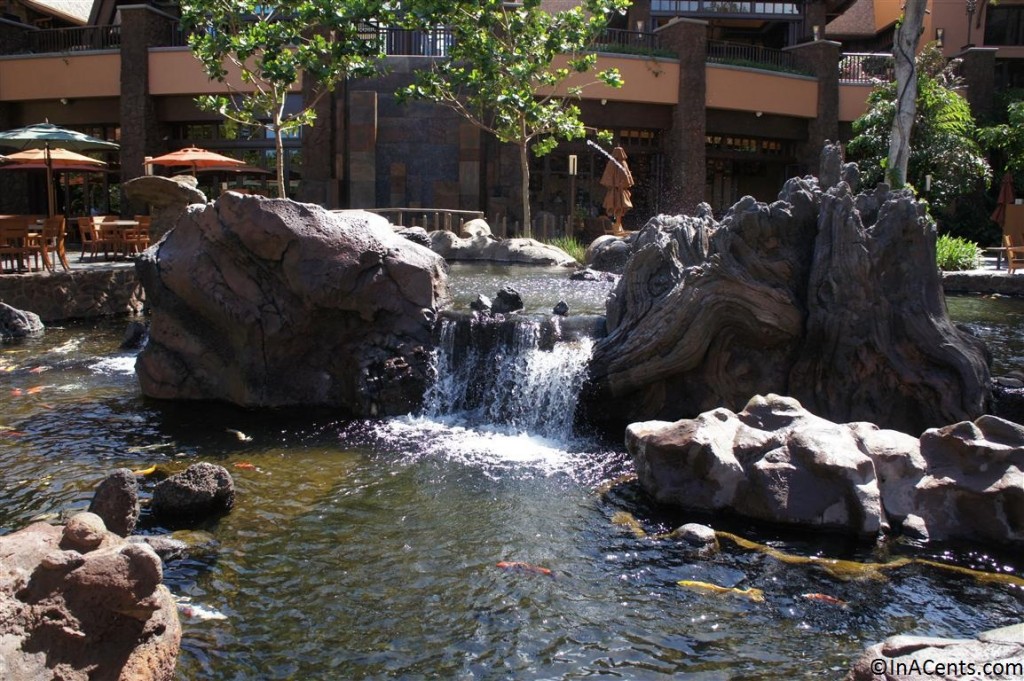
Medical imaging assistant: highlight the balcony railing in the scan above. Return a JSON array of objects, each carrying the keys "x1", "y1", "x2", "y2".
[
  {"x1": 838, "y1": 52, "x2": 894, "y2": 84},
  {"x1": 26, "y1": 25, "x2": 122, "y2": 53},
  {"x1": 652, "y1": 0, "x2": 800, "y2": 19},
  {"x1": 356, "y1": 24, "x2": 455, "y2": 57},
  {"x1": 593, "y1": 28, "x2": 664, "y2": 55},
  {"x1": 706, "y1": 40, "x2": 806, "y2": 75}
]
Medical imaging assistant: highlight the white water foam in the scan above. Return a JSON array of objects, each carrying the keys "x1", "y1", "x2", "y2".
[
  {"x1": 374, "y1": 317, "x2": 597, "y2": 475},
  {"x1": 89, "y1": 355, "x2": 138, "y2": 375}
]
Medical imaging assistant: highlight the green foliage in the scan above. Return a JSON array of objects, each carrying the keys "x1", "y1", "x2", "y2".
[
  {"x1": 546, "y1": 235, "x2": 586, "y2": 263},
  {"x1": 978, "y1": 98, "x2": 1024, "y2": 176},
  {"x1": 846, "y1": 44, "x2": 992, "y2": 211},
  {"x1": 401, "y1": 0, "x2": 629, "y2": 234},
  {"x1": 181, "y1": 0, "x2": 392, "y2": 197},
  {"x1": 935, "y1": 233, "x2": 981, "y2": 271}
]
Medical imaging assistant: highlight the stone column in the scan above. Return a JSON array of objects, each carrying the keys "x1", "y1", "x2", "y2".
[
  {"x1": 119, "y1": 6, "x2": 173, "y2": 214},
  {"x1": 347, "y1": 90, "x2": 377, "y2": 209},
  {"x1": 787, "y1": 39, "x2": 840, "y2": 176},
  {"x1": 956, "y1": 47, "x2": 997, "y2": 122},
  {"x1": 459, "y1": 122, "x2": 481, "y2": 211},
  {"x1": 656, "y1": 18, "x2": 708, "y2": 216},
  {"x1": 298, "y1": 74, "x2": 338, "y2": 207},
  {"x1": 627, "y1": 0, "x2": 651, "y2": 32}
]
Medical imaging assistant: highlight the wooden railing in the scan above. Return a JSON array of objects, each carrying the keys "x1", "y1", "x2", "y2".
[
  {"x1": 706, "y1": 40, "x2": 806, "y2": 74},
  {"x1": 358, "y1": 208, "x2": 485, "y2": 232},
  {"x1": 27, "y1": 25, "x2": 122, "y2": 53}
]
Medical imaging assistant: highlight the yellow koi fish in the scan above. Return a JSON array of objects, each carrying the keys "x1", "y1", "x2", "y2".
[{"x1": 677, "y1": 580, "x2": 765, "y2": 603}]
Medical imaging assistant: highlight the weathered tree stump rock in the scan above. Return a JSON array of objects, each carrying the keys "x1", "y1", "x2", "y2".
[
  {"x1": 0, "y1": 513, "x2": 180, "y2": 680},
  {"x1": 626, "y1": 394, "x2": 1024, "y2": 545},
  {"x1": 586, "y1": 144, "x2": 991, "y2": 435},
  {"x1": 135, "y1": 193, "x2": 448, "y2": 416}
]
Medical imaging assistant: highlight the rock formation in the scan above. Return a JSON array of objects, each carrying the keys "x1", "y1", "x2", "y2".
[
  {"x1": 427, "y1": 219, "x2": 577, "y2": 266},
  {"x1": 135, "y1": 194, "x2": 448, "y2": 416},
  {"x1": 122, "y1": 175, "x2": 206, "y2": 241},
  {"x1": 585, "y1": 144, "x2": 991, "y2": 435},
  {"x1": 0, "y1": 302, "x2": 43, "y2": 341},
  {"x1": 151, "y1": 462, "x2": 235, "y2": 525},
  {"x1": 847, "y1": 622, "x2": 1024, "y2": 681},
  {"x1": 627, "y1": 394, "x2": 1024, "y2": 545},
  {"x1": 0, "y1": 513, "x2": 180, "y2": 680},
  {"x1": 88, "y1": 468, "x2": 140, "y2": 537}
]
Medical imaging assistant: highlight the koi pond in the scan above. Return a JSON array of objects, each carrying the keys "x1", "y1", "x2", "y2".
[{"x1": 0, "y1": 289, "x2": 1021, "y2": 679}]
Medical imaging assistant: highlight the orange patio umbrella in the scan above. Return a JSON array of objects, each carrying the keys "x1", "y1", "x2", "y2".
[
  {"x1": 0, "y1": 148, "x2": 107, "y2": 217},
  {"x1": 146, "y1": 147, "x2": 246, "y2": 174}
]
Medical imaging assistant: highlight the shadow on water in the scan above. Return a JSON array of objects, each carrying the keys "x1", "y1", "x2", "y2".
[{"x1": 0, "y1": 295, "x2": 1022, "y2": 679}]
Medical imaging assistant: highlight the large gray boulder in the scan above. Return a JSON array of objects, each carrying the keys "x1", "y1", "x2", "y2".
[
  {"x1": 0, "y1": 514, "x2": 180, "y2": 680},
  {"x1": 586, "y1": 144, "x2": 991, "y2": 435},
  {"x1": 135, "y1": 193, "x2": 448, "y2": 416},
  {"x1": 626, "y1": 394, "x2": 1024, "y2": 546},
  {"x1": 151, "y1": 462, "x2": 235, "y2": 524}
]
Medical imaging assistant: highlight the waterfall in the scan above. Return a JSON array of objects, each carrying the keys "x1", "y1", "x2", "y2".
[{"x1": 423, "y1": 316, "x2": 594, "y2": 442}]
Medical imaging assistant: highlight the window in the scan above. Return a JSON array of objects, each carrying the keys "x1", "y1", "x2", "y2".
[{"x1": 985, "y1": 6, "x2": 1024, "y2": 46}]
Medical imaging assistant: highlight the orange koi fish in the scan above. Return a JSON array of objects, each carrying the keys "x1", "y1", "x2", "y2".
[
  {"x1": 233, "y1": 462, "x2": 256, "y2": 470},
  {"x1": 496, "y1": 561, "x2": 554, "y2": 577},
  {"x1": 801, "y1": 593, "x2": 848, "y2": 607}
]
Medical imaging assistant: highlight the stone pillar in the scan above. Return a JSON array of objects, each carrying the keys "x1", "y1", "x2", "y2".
[
  {"x1": 956, "y1": 47, "x2": 998, "y2": 122},
  {"x1": 627, "y1": 0, "x2": 651, "y2": 32},
  {"x1": 656, "y1": 18, "x2": 707, "y2": 216},
  {"x1": 347, "y1": 90, "x2": 377, "y2": 209},
  {"x1": 787, "y1": 39, "x2": 841, "y2": 176},
  {"x1": 459, "y1": 122, "x2": 481, "y2": 211},
  {"x1": 298, "y1": 74, "x2": 337, "y2": 207},
  {"x1": 119, "y1": 6, "x2": 173, "y2": 214}
]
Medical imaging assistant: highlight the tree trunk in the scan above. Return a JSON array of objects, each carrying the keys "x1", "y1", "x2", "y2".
[
  {"x1": 519, "y1": 140, "x2": 532, "y2": 238},
  {"x1": 274, "y1": 117, "x2": 287, "y2": 199},
  {"x1": 885, "y1": 0, "x2": 927, "y2": 189}
]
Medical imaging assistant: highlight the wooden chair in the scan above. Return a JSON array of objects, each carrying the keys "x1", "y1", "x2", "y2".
[
  {"x1": 0, "y1": 218, "x2": 42, "y2": 272},
  {"x1": 1003, "y1": 231, "x2": 1024, "y2": 274},
  {"x1": 78, "y1": 217, "x2": 101, "y2": 261},
  {"x1": 121, "y1": 226, "x2": 150, "y2": 256},
  {"x1": 38, "y1": 216, "x2": 69, "y2": 271},
  {"x1": 98, "y1": 219, "x2": 123, "y2": 260}
]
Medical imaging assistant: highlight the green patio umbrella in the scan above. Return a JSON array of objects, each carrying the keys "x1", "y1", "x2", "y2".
[{"x1": 0, "y1": 122, "x2": 119, "y2": 216}]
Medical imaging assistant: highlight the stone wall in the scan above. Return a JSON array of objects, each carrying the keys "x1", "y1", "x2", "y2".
[{"x1": 0, "y1": 266, "x2": 144, "y2": 322}]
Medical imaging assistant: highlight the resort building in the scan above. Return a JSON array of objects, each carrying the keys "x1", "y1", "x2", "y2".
[{"x1": 0, "y1": 0, "x2": 1016, "y2": 230}]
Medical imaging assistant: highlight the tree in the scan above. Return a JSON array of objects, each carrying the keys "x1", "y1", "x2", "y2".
[
  {"x1": 847, "y1": 44, "x2": 991, "y2": 211},
  {"x1": 886, "y1": 0, "x2": 928, "y2": 188},
  {"x1": 401, "y1": 0, "x2": 628, "y2": 237},
  {"x1": 181, "y1": 0, "x2": 393, "y2": 198},
  {"x1": 978, "y1": 98, "x2": 1024, "y2": 176}
]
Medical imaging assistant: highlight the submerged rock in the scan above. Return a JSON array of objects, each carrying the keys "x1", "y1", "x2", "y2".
[
  {"x1": 0, "y1": 514, "x2": 180, "y2": 680},
  {"x1": 135, "y1": 194, "x2": 448, "y2": 416},
  {"x1": 491, "y1": 286, "x2": 524, "y2": 315}
]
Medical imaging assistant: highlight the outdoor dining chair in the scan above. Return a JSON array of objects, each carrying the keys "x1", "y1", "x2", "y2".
[
  {"x1": 1003, "y1": 231, "x2": 1024, "y2": 274},
  {"x1": 0, "y1": 218, "x2": 43, "y2": 273},
  {"x1": 38, "y1": 215, "x2": 69, "y2": 271}
]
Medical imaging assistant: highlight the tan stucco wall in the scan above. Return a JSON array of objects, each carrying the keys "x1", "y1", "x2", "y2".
[
  {"x1": 148, "y1": 47, "x2": 298, "y2": 96},
  {"x1": 546, "y1": 54, "x2": 679, "y2": 104},
  {"x1": 839, "y1": 83, "x2": 873, "y2": 122},
  {"x1": 706, "y1": 64, "x2": 818, "y2": 118},
  {"x1": 0, "y1": 53, "x2": 120, "y2": 101}
]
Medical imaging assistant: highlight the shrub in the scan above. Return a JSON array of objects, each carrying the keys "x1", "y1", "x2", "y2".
[
  {"x1": 546, "y1": 235, "x2": 586, "y2": 263},
  {"x1": 935, "y1": 233, "x2": 981, "y2": 271}
]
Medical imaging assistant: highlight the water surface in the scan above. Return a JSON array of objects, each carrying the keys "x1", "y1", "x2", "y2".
[{"x1": 0, "y1": 297, "x2": 1021, "y2": 679}]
